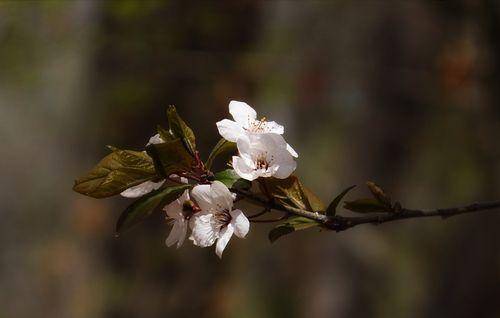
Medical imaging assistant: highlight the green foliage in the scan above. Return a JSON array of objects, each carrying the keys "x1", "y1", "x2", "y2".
[
  {"x1": 343, "y1": 182, "x2": 393, "y2": 213},
  {"x1": 269, "y1": 216, "x2": 319, "y2": 243},
  {"x1": 261, "y1": 176, "x2": 325, "y2": 211},
  {"x1": 146, "y1": 138, "x2": 195, "y2": 178},
  {"x1": 326, "y1": 185, "x2": 356, "y2": 216},
  {"x1": 206, "y1": 138, "x2": 237, "y2": 169},
  {"x1": 214, "y1": 169, "x2": 251, "y2": 190},
  {"x1": 265, "y1": 176, "x2": 324, "y2": 242},
  {"x1": 166, "y1": 105, "x2": 196, "y2": 155},
  {"x1": 157, "y1": 125, "x2": 175, "y2": 142},
  {"x1": 116, "y1": 184, "x2": 191, "y2": 233},
  {"x1": 73, "y1": 147, "x2": 157, "y2": 198}
]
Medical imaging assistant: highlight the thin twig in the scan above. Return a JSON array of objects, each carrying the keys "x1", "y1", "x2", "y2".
[
  {"x1": 247, "y1": 207, "x2": 271, "y2": 219},
  {"x1": 331, "y1": 202, "x2": 500, "y2": 231},
  {"x1": 250, "y1": 215, "x2": 288, "y2": 223},
  {"x1": 234, "y1": 189, "x2": 500, "y2": 232}
]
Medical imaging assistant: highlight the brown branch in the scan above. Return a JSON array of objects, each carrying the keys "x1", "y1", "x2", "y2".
[
  {"x1": 234, "y1": 190, "x2": 330, "y2": 223},
  {"x1": 235, "y1": 189, "x2": 500, "y2": 231},
  {"x1": 328, "y1": 201, "x2": 500, "y2": 232}
]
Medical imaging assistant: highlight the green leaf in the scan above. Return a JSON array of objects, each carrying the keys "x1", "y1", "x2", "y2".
[
  {"x1": 73, "y1": 147, "x2": 157, "y2": 198},
  {"x1": 302, "y1": 186, "x2": 325, "y2": 211},
  {"x1": 167, "y1": 105, "x2": 196, "y2": 155},
  {"x1": 206, "y1": 138, "x2": 237, "y2": 169},
  {"x1": 157, "y1": 125, "x2": 175, "y2": 142},
  {"x1": 145, "y1": 138, "x2": 195, "y2": 178},
  {"x1": 343, "y1": 198, "x2": 389, "y2": 213},
  {"x1": 116, "y1": 184, "x2": 190, "y2": 233},
  {"x1": 214, "y1": 169, "x2": 251, "y2": 190},
  {"x1": 269, "y1": 216, "x2": 319, "y2": 243},
  {"x1": 326, "y1": 185, "x2": 356, "y2": 216},
  {"x1": 262, "y1": 176, "x2": 325, "y2": 211}
]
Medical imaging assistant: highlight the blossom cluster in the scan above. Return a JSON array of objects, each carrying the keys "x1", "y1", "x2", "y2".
[
  {"x1": 74, "y1": 97, "x2": 491, "y2": 262},
  {"x1": 120, "y1": 101, "x2": 297, "y2": 257}
]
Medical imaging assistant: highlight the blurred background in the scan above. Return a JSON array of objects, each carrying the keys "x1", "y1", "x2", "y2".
[{"x1": 1, "y1": 1, "x2": 500, "y2": 317}]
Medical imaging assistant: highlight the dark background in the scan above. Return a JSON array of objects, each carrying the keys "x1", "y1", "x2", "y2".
[{"x1": 1, "y1": 1, "x2": 499, "y2": 317}]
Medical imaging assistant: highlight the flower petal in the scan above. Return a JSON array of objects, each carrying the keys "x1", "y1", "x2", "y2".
[
  {"x1": 163, "y1": 189, "x2": 189, "y2": 219},
  {"x1": 273, "y1": 153, "x2": 297, "y2": 179},
  {"x1": 263, "y1": 121, "x2": 284, "y2": 134},
  {"x1": 236, "y1": 134, "x2": 254, "y2": 159},
  {"x1": 286, "y1": 143, "x2": 299, "y2": 158},
  {"x1": 229, "y1": 100, "x2": 256, "y2": 126},
  {"x1": 165, "y1": 221, "x2": 180, "y2": 247},
  {"x1": 216, "y1": 119, "x2": 245, "y2": 142},
  {"x1": 165, "y1": 219, "x2": 187, "y2": 248},
  {"x1": 120, "y1": 180, "x2": 165, "y2": 198},
  {"x1": 189, "y1": 213, "x2": 218, "y2": 247},
  {"x1": 233, "y1": 156, "x2": 258, "y2": 181},
  {"x1": 264, "y1": 164, "x2": 280, "y2": 178},
  {"x1": 215, "y1": 224, "x2": 234, "y2": 258},
  {"x1": 236, "y1": 134, "x2": 250, "y2": 155},
  {"x1": 191, "y1": 184, "x2": 215, "y2": 212},
  {"x1": 230, "y1": 209, "x2": 249, "y2": 238},
  {"x1": 250, "y1": 133, "x2": 287, "y2": 152},
  {"x1": 210, "y1": 181, "x2": 234, "y2": 211},
  {"x1": 175, "y1": 221, "x2": 188, "y2": 248}
]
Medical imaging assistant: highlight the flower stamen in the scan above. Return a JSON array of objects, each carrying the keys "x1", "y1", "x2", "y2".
[
  {"x1": 215, "y1": 209, "x2": 232, "y2": 227},
  {"x1": 248, "y1": 117, "x2": 268, "y2": 133},
  {"x1": 256, "y1": 153, "x2": 270, "y2": 170}
]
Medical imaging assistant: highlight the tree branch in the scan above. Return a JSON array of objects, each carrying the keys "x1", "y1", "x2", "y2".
[
  {"x1": 235, "y1": 189, "x2": 328, "y2": 221},
  {"x1": 235, "y1": 190, "x2": 500, "y2": 231}
]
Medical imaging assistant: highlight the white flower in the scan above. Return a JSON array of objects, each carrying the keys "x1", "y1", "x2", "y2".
[
  {"x1": 189, "y1": 181, "x2": 249, "y2": 258},
  {"x1": 164, "y1": 189, "x2": 191, "y2": 248},
  {"x1": 120, "y1": 134, "x2": 187, "y2": 198},
  {"x1": 232, "y1": 133, "x2": 296, "y2": 181},
  {"x1": 216, "y1": 100, "x2": 298, "y2": 157}
]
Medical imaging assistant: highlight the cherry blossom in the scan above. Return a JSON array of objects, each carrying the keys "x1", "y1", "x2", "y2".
[
  {"x1": 216, "y1": 100, "x2": 298, "y2": 157},
  {"x1": 232, "y1": 133, "x2": 296, "y2": 181},
  {"x1": 164, "y1": 189, "x2": 192, "y2": 248},
  {"x1": 189, "y1": 181, "x2": 249, "y2": 258}
]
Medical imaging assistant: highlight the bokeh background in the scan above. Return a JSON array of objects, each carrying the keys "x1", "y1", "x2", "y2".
[{"x1": 1, "y1": 1, "x2": 500, "y2": 317}]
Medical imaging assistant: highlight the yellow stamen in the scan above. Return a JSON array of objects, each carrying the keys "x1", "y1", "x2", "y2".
[{"x1": 256, "y1": 117, "x2": 266, "y2": 130}]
